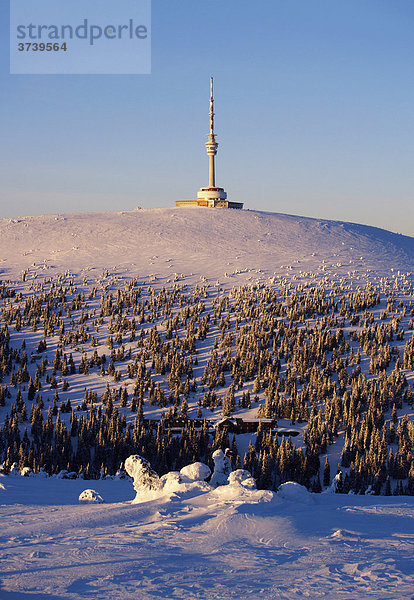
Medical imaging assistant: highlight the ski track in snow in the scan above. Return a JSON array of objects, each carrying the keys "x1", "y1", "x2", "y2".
[{"x1": 1, "y1": 208, "x2": 414, "y2": 599}]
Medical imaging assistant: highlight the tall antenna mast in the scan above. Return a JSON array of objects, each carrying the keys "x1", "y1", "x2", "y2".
[
  {"x1": 210, "y1": 76, "x2": 214, "y2": 135},
  {"x1": 206, "y1": 76, "x2": 218, "y2": 188}
]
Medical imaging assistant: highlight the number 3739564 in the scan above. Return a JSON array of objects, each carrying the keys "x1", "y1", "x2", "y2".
[{"x1": 17, "y1": 42, "x2": 67, "y2": 51}]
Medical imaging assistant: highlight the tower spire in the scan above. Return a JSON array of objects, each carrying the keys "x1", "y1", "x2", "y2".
[
  {"x1": 206, "y1": 76, "x2": 218, "y2": 188},
  {"x1": 210, "y1": 76, "x2": 214, "y2": 135}
]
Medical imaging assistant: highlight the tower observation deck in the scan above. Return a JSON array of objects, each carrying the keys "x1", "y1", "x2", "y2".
[{"x1": 176, "y1": 77, "x2": 243, "y2": 209}]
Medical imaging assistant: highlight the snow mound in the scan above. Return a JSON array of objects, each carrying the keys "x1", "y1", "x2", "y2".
[
  {"x1": 211, "y1": 482, "x2": 274, "y2": 504},
  {"x1": 329, "y1": 529, "x2": 361, "y2": 540},
  {"x1": 180, "y1": 462, "x2": 211, "y2": 481},
  {"x1": 277, "y1": 481, "x2": 313, "y2": 503},
  {"x1": 78, "y1": 489, "x2": 104, "y2": 504}
]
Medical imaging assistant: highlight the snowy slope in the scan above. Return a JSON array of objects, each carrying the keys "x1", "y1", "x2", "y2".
[
  {"x1": 1, "y1": 207, "x2": 414, "y2": 600},
  {"x1": 1, "y1": 207, "x2": 413, "y2": 283}
]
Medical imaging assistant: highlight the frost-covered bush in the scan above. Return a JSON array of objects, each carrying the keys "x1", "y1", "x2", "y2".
[
  {"x1": 78, "y1": 489, "x2": 104, "y2": 504},
  {"x1": 323, "y1": 472, "x2": 342, "y2": 494},
  {"x1": 160, "y1": 471, "x2": 183, "y2": 489},
  {"x1": 9, "y1": 463, "x2": 20, "y2": 477},
  {"x1": 115, "y1": 469, "x2": 128, "y2": 480},
  {"x1": 56, "y1": 470, "x2": 77, "y2": 480},
  {"x1": 162, "y1": 471, "x2": 211, "y2": 498},
  {"x1": 20, "y1": 466, "x2": 32, "y2": 477},
  {"x1": 212, "y1": 466, "x2": 273, "y2": 504},
  {"x1": 228, "y1": 469, "x2": 256, "y2": 489},
  {"x1": 180, "y1": 462, "x2": 211, "y2": 482},
  {"x1": 210, "y1": 450, "x2": 232, "y2": 487},
  {"x1": 124, "y1": 455, "x2": 162, "y2": 496}
]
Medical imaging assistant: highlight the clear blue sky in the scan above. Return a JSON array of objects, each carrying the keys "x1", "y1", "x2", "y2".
[{"x1": 1, "y1": 0, "x2": 414, "y2": 235}]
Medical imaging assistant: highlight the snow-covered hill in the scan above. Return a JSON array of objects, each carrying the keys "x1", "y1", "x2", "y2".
[
  {"x1": 1, "y1": 207, "x2": 414, "y2": 600},
  {"x1": 1, "y1": 207, "x2": 413, "y2": 283}
]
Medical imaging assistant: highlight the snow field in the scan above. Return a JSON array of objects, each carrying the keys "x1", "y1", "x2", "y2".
[{"x1": 0, "y1": 473, "x2": 413, "y2": 599}]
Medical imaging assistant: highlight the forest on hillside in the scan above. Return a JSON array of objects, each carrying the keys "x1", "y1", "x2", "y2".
[{"x1": 0, "y1": 269, "x2": 413, "y2": 495}]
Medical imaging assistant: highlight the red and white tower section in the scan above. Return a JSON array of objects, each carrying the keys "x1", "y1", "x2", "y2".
[{"x1": 197, "y1": 77, "x2": 228, "y2": 206}]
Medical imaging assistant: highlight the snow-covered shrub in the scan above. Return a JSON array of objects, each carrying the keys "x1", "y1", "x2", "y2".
[
  {"x1": 56, "y1": 470, "x2": 77, "y2": 480},
  {"x1": 78, "y1": 489, "x2": 104, "y2": 504},
  {"x1": 124, "y1": 455, "x2": 162, "y2": 496},
  {"x1": 161, "y1": 468, "x2": 212, "y2": 497},
  {"x1": 212, "y1": 466, "x2": 273, "y2": 504},
  {"x1": 20, "y1": 466, "x2": 32, "y2": 477},
  {"x1": 114, "y1": 468, "x2": 127, "y2": 480},
  {"x1": 210, "y1": 450, "x2": 232, "y2": 487},
  {"x1": 323, "y1": 472, "x2": 342, "y2": 494},
  {"x1": 180, "y1": 462, "x2": 211, "y2": 482},
  {"x1": 9, "y1": 463, "x2": 20, "y2": 477},
  {"x1": 161, "y1": 471, "x2": 182, "y2": 487},
  {"x1": 277, "y1": 482, "x2": 311, "y2": 502},
  {"x1": 228, "y1": 469, "x2": 256, "y2": 489}
]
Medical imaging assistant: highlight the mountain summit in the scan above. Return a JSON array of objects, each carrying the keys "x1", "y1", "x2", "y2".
[{"x1": 1, "y1": 208, "x2": 413, "y2": 281}]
